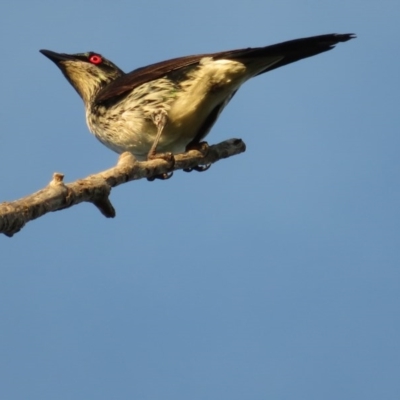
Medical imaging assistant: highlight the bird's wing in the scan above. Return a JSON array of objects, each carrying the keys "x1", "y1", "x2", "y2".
[
  {"x1": 95, "y1": 53, "x2": 215, "y2": 103},
  {"x1": 95, "y1": 33, "x2": 355, "y2": 103}
]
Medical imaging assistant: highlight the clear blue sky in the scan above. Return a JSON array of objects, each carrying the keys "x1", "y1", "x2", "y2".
[{"x1": 1, "y1": 1, "x2": 399, "y2": 399}]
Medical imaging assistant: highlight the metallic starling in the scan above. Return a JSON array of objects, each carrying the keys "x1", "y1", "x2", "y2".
[{"x1": 40, "y1": 33, "x2": 355, "y2": 175}]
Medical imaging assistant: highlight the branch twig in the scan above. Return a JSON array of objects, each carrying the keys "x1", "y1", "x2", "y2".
[{"x1": 0, "y1": 138, "x2": 246, "y2": 237}]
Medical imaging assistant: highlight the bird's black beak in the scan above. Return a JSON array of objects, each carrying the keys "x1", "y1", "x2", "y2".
[{"x1": 40, "y1": 49, "x2": 75, "y2": 64}]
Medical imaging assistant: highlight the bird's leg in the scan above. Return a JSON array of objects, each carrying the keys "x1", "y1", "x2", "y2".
[
  {"x1": 183, "y1": 141, "x2": 212, "y2": 173},
  {"x1": 148, "y1": 109, "x2": 171, "y2": 159},
  {"x1": 147, "y1": 109, "x2": 174, "y2": 181}
]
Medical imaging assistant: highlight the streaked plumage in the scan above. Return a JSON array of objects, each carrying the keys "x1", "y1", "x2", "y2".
[{"x1": 40, "y1": 34, "x2": 355, "y2": 161}]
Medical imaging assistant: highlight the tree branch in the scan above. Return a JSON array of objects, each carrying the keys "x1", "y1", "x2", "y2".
[{"x1": 0, "y1": 138, "x2": 246, "y2": 237}]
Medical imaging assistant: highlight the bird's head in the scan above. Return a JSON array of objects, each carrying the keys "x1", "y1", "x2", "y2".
[{"x1": 40, "y1": 50, "x2": 124, "y2": 105}]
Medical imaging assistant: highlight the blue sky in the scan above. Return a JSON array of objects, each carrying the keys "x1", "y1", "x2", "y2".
[{"x1": 1, "y1": 1, "x2": 399, "y2": 399}]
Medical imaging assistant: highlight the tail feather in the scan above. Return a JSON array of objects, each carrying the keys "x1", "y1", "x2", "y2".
[{"x1": 218, "y1": 33, "x2": 356, "y2": 75}]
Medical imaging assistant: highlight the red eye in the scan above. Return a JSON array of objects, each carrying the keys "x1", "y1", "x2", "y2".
[{"x1": 89, "y1": 54, "x2": 102, "y2": 64}]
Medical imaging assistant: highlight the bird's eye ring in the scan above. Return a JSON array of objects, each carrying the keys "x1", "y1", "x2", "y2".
[{"x1": 89, "y1": 54, "x2": 102, "y2": 65}]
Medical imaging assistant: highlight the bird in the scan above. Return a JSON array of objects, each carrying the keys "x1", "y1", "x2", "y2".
[{"x1": 40, "y1": 33, "x2": 355, "y2": 178}]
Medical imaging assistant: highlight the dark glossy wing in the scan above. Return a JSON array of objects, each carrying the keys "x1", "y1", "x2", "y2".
[
  {"x1": 95, "y1": 33, "x2": 355, "y2": 103},
  {"x1": 95, "y1": 53, "x2": 214, "y2": 103}
]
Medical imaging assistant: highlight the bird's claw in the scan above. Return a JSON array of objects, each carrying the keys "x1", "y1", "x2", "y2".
[
  {"x1": 147, "y1": 171, "x2": 174, "y2": 181},
  {"x1": 183, "y1": 141, "x2": 211, "y2": 173},
  {"x1": 146, "y1": 152, "x2": 175, "y2": 181},
  {"x1": 183, "y1": 164, "x2": 212, "y2": 173},
  {"x1": 185, "y1": 141, "x2": 210, "y2": 155}
]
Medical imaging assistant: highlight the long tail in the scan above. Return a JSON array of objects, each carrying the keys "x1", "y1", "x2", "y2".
[{"x1": 216, "y1": 33, "x2": 356, "y2": 75}]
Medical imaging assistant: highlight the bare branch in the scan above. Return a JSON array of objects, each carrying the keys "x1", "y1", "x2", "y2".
[{"x1": 0, "y1": 138, "x2": 246, "y2": 237}]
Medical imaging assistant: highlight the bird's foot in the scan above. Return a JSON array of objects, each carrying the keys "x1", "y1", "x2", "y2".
[
  {"x1": 186, "y1": 141, "x2": 210, "y2": 154},
  {"x1": 183, "y1": 164, "x2": 211, "y2": 173},
  {"x1": 184, "y1": 141, "x2": 211, "y2": 173},
  {"x1": 147, "y1": 151, "x2": 175, "y2": 181},
  {"x1": 147, "y1": 172, "x2": 173, "y2": 181}
]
